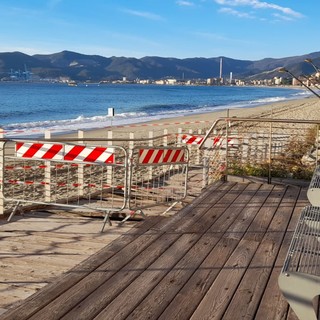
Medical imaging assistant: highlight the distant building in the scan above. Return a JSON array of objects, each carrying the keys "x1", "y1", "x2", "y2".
[{"x1": 166, "y1": 79, "x2": 177, "y2": 85}]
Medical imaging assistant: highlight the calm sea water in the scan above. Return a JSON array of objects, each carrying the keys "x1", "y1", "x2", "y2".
[{"x1": 0, "y1": 82, "x2": 309, "y2": 136}]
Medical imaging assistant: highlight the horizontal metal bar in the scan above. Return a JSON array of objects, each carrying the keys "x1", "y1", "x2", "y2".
[{"x1": 199, "y1": 117, "x2": 320, "y2": 149}]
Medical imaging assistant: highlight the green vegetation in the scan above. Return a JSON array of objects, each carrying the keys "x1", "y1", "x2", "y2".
[{"x1": 228, "y1": 126, "x2": 317, "y2": 181}]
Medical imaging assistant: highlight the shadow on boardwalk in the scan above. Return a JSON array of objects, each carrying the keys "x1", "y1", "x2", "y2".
[{"x1": 0, "y1": 181, "x2": 311, "y2": 320}]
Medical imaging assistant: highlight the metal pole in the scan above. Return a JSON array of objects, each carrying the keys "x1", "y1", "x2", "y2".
[
  {"x1": 278, "y1": 67, "x2": 320, "y2": 99},
  {"x1": 0, "y1": 128, "x2": 4, "y2": 215},
  {"x1": 268, "y1": 110, "x2": 273, "y2": 184}
]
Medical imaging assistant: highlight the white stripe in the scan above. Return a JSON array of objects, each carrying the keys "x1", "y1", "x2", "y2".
[
  {"x1": 16, "y1": 143, "x2": 63, "y2": 160},
  {"x1": 96, "y1": 148, "x2": 114, "y2": 163}
]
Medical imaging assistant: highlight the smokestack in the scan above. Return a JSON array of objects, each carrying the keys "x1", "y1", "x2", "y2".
[{"x1": 219, "y1": 58, "x2": 223, "y2": 79}]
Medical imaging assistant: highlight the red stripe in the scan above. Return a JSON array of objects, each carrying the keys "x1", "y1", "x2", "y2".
[
  {"x1": 153, "y1": 149, "x2": 164, "y2": 163},
  {"x1": 64, "y1": 145, "x2": 86, "y2": 161},
  {"x1": 187, "y1": 137, "x2": 197, "y2": 144},
  {"x1": 42, "y1": 144, "x2": 63, "y2": 159},
  {"x1": 213, "y1": 137, "x2": 221, "y2": 145},
  {"x1": 163, "y1": 149, "x2": 172, "y2": 162},
  {"x1": 106, "y1": 154, "x2": 115, "y2": 163},
  {"x1": 16, "y1": 142, "x2": 23, "y2": 151},
  {"x1": 83, "y1": 147, "x2": 105, "y2": 162},
  {"x1": 171, "y1": 150, "x2": 180, "y2": 163},
  {"x1": 23, "y1": 143, "x2": 43, "y2": 158},
  {"x1": 142, "y1": 149, "x2": 154, "y2": 164}
]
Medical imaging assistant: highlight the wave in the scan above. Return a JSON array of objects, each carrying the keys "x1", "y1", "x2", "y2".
[{"x1": 2, "y1": 85, "x2": 311, "y2": 137}]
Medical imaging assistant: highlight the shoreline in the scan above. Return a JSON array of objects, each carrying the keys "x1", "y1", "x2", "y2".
[
  {"x1": 3, "y1": 94, "x2": 319, "y2": 140},
  {"x1": 63, "y1": 95, "x2": 320, "y2": 140}
]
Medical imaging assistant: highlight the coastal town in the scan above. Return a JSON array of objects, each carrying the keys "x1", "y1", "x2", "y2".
[{"x1": 1, "y1": 52, "x2": 320, "y2": 89}]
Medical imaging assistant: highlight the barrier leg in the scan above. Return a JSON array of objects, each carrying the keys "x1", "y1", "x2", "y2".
[
  {"x1": 162, "y1": 201, "x2": 181, "y2": 216},
  {"x1": 7, "y1": 201, "x2": 22, "y2": 222},
  {"x1": 101, "y1": 210, "x2": 112, "y2": 233},
  {"x1": 118, "y1": 209, "x2": 145, "y2": 225}
]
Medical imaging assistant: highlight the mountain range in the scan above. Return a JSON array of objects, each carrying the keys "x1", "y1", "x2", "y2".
[{"x1": 0, "y1": 50, "x2": 320, "y2": 82}]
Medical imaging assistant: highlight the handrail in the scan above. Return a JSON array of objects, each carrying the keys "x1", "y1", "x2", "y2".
[
  {"x1": 0, "y1": 133, "x2": 171, "y2": 143},
  {"x1": 199, "y1": 117, "x2": 320, "y2": 149}
]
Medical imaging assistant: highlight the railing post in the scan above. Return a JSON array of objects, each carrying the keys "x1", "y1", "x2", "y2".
[
  {"x1": 44, "y1": 130, "x2": 51, "y2": 202},
  {"x1": 148, "y1": 131, "x2": 153, "y2": 180},
  {"x1": 127, "y1": 132, "x2": 135, "y2": 207},
  {"x1": 78, "y1": 130, "x2": 84, "y2": 196},
  {"x1": 163, "y1": 129, "x2": 168, "y2": 147},
  {"x1": 225, "y1": 119, "x2": 229, "y2": 182},
  {"x1": 197, "y1": 129, "x2": 202, "y2": 165},
  {"x1": 268, "y1": 112, "x2": 273, "y2": 184},
  {"x1": 202, "y1": 156, "x2": 208, "y2": 189},
  {"x1": 107, "y1": 130, "x2": 113, "y2": 186},
  {"x1": 177, "y1": 128, "x2": 182, "y2": 147},
  {"x1": 0, "y1": 128, "x2": 4, "y2": 215}
]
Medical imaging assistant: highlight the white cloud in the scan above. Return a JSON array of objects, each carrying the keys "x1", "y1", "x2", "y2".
[
  {"x1": 176, "y1": 1, "x2": 195, "y2": 6},
  {"x1": 272, "y1": 13, "x2": 294, "y2": 22},
  {"x1": 219, "y1": 7, "x2": 254, "y2": 18},
  {"x1": 122, "y1": 9, "x2": 164, "y2": 21},
  {"x1": 214, "y1": 0, "x2": 303, "y2": 19}
]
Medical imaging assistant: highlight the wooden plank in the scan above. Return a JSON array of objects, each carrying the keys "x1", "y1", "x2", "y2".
[
  {"x1": 26, "y1": 228, "x2": 166, "y2": 320},
  {"x1": 1, "y1": 183, "x2": 307, "y2": 320},
  {"x1": 189, "y1": 238, "x2": 260, "y2": 320},
  {"x1": 126, "y1": 233, "x2": 222, "y2": 319},
  {"x1": 30, "y1": 233, "x2": 180, "y2": 320},
  {"x1": 222, "y1": 186, "x2": 302, "y2": 319},
  {"x1": 1, "y1": 216, "x2": 164, "y2": 320},
  {"x1": 157, "y1": 237, "x2": 239, "y2": 320},
  {"x1": 93, "y1": 233, "x2": 202, "y2": 320},
  {"x1": 255, "y1": 188, "x2": 306, "y2": 320},
  {"x1": 161, "y1": 181, "x2": 236, "y2": 233},
  {"x1": 180, "y1": 188, "x2": 292, "y2": 319},
  {"x1": 157, "y1": 184, "x2": 278, "y2": 320},
  {"x1": 62, "y1": 233, "x2": 207, "y2": 320},
  {"x1": 180, "y1": 182, "x2": 257, "y2": 234},
  {"x1": 223, "y1": 183, "x2": 274, "y2": 240}
]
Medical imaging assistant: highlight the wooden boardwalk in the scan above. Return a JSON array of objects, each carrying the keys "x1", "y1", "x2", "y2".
[{"x1": 0, "y1": 181, "x2": 312, "y2": 320}]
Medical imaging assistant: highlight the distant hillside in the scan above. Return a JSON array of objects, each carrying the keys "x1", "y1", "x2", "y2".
[{"x1": 0, "y1": 50, "x2": 320, "y2": 82}]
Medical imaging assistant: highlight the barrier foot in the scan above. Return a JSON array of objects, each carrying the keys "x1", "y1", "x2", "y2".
[
  {"x1": 7, "y1": 201, "x2": 22, "y2": 222},
  {"x1": 162, "y1": 201, "x2": 181, "y2": 216},
  {"x1": 118, "y1": 209, "x2": 145, "y2": 226},
  {"x1": 101, "y1": 211, "x2": 112, "y2": 233}
]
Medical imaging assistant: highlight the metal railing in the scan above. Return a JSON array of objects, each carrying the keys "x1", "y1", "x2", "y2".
[
  {"x1": 1, "y1": 117, "x2": 319, "y2": 231},
  {"x1": 199, "y1": 117, "x2": 320, "y2": 185},
  {"x1": 0, "y1": 131, "x2": 191, "y2": 231}
]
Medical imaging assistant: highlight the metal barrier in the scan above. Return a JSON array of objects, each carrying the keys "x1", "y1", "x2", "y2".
[
  {"x1": 1, "y1": 140, "x2": 128, "y2": 231},
  {"x1": 127, "y1": 146, "x2": 188, "y2": 219},
  {"x1": 0, "y1": 134, "x2": 192, "y2": 231},
  {"x1": 199, "y1": 117, "x2": 320, "y2": 185}
]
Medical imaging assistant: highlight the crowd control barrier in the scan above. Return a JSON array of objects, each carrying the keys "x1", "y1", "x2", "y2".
[
  {"x1": 1, "y1": 140, "x2": 128, "y2": 230},
  {"x1": 127, "y1": 146, "x2": 189, "y2": 218},
  {"x1": 0, "y1": 137, "x2": 193, "y2": 231}
]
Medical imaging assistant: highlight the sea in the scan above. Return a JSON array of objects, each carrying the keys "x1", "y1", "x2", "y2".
[{"x1": 0, "y1": 82, "x2": 311, "y2": 137}]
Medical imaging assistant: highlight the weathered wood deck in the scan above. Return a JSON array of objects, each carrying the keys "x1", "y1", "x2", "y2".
[{"x1": 0, "y1": 181, "x2": 314, "y2": 320}]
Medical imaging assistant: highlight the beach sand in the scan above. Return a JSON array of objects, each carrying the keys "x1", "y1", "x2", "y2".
[{"x1": 58, "y1": 95, "x2": 320, "y2": 141}]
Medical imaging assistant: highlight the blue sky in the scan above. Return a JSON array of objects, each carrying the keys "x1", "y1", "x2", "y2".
[{"x1": 0, "y1": 0, "x2": 318, "y2": 60}]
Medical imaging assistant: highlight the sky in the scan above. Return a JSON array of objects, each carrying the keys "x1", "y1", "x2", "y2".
[{"x1": 0, "y1": 0, "x2": 318, "y2": 61}]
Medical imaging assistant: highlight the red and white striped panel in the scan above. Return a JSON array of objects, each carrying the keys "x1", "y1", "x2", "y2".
[
  {"x1": 16, "y1": 143, "x2": 63, "y2": 160},
  {"x1": 139, "y1": 148, "x2": 185, "y2": 164},
  {"x1": 64, "y1": 145, "x2": 115, "y2": 163},
  {"x1": 212, "y1": 137, "x2": 236, "y2": 146},
  {"x1": 181, "y1": 134, "x2": 204, "y2": 145}
]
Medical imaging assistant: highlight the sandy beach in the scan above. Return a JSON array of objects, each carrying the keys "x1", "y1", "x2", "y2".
[{"x1": 59, "y1": 95, "x2": 320, "y2": 141}]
